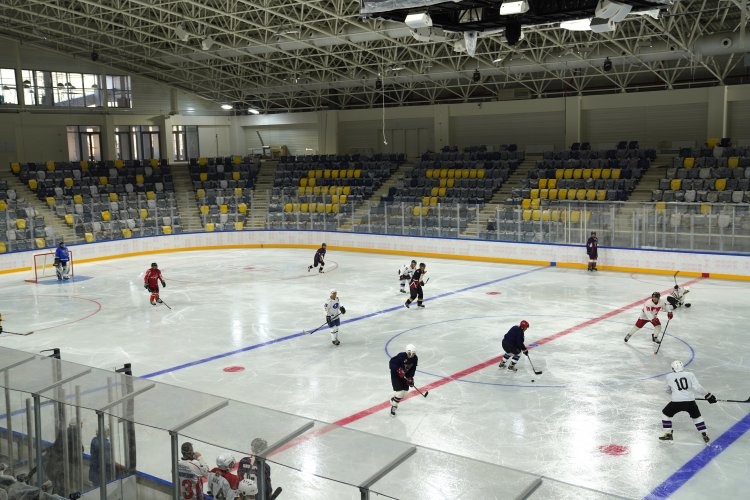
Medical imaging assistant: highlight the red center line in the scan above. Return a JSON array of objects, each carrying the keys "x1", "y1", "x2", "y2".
[{"x1": 271, "y1": 279, "x2": 703, "y2": 457}]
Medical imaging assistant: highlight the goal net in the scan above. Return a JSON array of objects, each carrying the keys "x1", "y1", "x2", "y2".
[{"x1": 25, "y1": 250, "x2": 74, "y2": 283}]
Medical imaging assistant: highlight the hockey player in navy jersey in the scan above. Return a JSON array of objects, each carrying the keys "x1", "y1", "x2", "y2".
[
  {"x1": 498, "y1": 320, "x2": 529, "y2": 372},
  {"x1": 308, "y1": 243, "x2": 327, "y2": 273},
  {"x1": 389, "y1": 344, "x2": 418, "y2": 416},
  {"x1": 404, "y1": 263, "x2": 427, "y2": 308}
]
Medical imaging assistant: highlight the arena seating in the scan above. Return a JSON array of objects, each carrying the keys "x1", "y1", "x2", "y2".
[
  {"x1": 11, "y1": 159, "x2": 177, "y2": 241},
  {"x1": 267, "y1": 153, "x2": 403, "y2": 229},
  {"x1": 0, "y1": 180, "x2": 47, "y2": 252},
  {"x1": 190, "y1": 156, "x2": 260, "y2": 231}
]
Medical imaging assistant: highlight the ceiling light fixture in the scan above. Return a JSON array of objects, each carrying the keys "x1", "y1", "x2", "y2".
[
  {"x1": 220, "y1": 103, "x2": 233, "y2": 110},
  {"x1": 405, "y1": 12, "x2": 432, "y2": 29},
  {"x1": 247, "y1": 108, "x2": 260, "y2": 115},
  {"x1": 201, "y1": 36, "x2": 215, "y2": 51},
  {"x1": 560, "y1": 18, "x2": 592, "y2": 31},
  {"x1": 174, "y1": 24, "x2": 191, "y2": 42},
  {"x1": 499, "y1": 1, "x2": 529, "y2": 16}
]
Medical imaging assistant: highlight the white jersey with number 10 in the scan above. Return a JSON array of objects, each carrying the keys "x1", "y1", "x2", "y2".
[{"x1": 665, "y1": 371, "x2": 706, "y2": 402}]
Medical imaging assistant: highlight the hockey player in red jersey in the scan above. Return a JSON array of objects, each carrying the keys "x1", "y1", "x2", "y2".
[
  {"x1": 624, "y1": 291, "x2": 673, "y2": 344},
  {"x1": 144, "y1": 262, "x2": 166, "y2": 306}
]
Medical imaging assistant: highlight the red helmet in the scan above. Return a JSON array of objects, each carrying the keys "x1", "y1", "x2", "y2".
[{"x1": 519, "y1": 320, "x2": 529, "y2": 330}]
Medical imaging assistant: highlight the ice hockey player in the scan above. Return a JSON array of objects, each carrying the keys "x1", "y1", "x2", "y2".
[
  {"x1": 659, "y1": 360, "x2": 716, "y2": 444},
  {"x1": 208, "y1": 453, "x2": 240, "y2": 499},
  {"x1": 586, "y1": 231, "x2": 598, "y2": 271},
  {"x1": 389, "y1": 344, "x2": 418, "y2": 416},
  {"x1": 55, "y1": 241, "x2": 71, "y2": 280},
  {"x1": 237, "y1": 438, "x2": 272, "y2": 500},
  {"x1": 178, "y1": 442, "x2": 210, "y2": 500},
  {"x1": 667, "y1": 284, "x2": 691, "y2": 309},
  {"x1": 143, "y1": 262, "x2": 166, "y2": 306},
  {"x1": 324, "y1": 288, "x2": 346, "y2": 346},
  {"x1": 498, "y1": 320, "x2": 530, "y2": 372},
  {"x1": 624, "y1": 291, "x2": 673, "y2": 344},
  {"x1": 237, "y1": 478, "x2": 258, "y2": 499},
  {"x1": 398, "y1": 260, "x2": 418, "y2": 293},
  {"x1": 308, "y1": 242, "x2": 327, "y2": 273},
  {"x1": 404, "y1": 262, "x2": 427, "y2": 308}
]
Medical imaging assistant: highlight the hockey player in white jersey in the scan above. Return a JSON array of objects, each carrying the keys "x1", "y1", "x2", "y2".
[
  {"x1": 624, "y1": 291, "x2": 673, "y2": 344},
  {"x1": 660, "y1": 360, "x2": 717, "y2": 443},
  {"x1": 398, "y1": 260, "x2": 417, "y2": 293},
  {"x1": 667, "y1": 284, "x2": 691, "y2": 308},
  {"x1": 324, "y1": 289, "x2": 346, "y2": 346}
]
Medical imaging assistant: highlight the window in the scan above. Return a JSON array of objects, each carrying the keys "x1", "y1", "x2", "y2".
[
  {"x1": 0, "y1": 68, "x2": 18, "y2": 105},
  {"x1": 67, "y1": 126, "x2": 102, "y2": 162},
  {"x1": 172, "y1": 125, "x2": 199, "y2": 161},
  {"x1": 107, "y1": 75, "x2": 132, "y2": 108},
  {"x1": 113, "y1": 126, "x2": 161, "y2": 160},
  {"x1": 22, "y1": 70, "x2": 103, "y2": 108}
]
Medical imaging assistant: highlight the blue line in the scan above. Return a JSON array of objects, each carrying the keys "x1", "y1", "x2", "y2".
[
  {"x1": 142, "y1": 266, "x2": 547, "y2": 379},
  {"x1": 646, "y1": 410, "x2": 750, "y2": 499}
]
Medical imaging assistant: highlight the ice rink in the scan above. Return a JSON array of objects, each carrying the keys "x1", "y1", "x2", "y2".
[{"x1": 0, "y1": 247, "x2": 748, "y2": 499}]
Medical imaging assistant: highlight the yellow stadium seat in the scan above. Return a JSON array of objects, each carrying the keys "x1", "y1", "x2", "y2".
[
  {"x1": 199, "y1": 172, "x2": 208, "y2": 182},
  {"x1": 198, "y1": 157, "x2": 208, "y2": 166},
  {"x1": 314, "y1": 170, "x2": 323, "y2": 178},
  {"x1": 35, "y1": 237, "x2": 45, "y2": 248},
  {"x1": 283, "y1": 203, "x2": 293, "y2": 213},
  {"x1": 162, "y1": 225, "x2": 172, "y2": 235},
  {"x1": 728, "y1": 157, "x2": 739, "y2": 168},
  {"x1": 299, "y1": 178, "x2": 308, "y2": 187},
  {"x1": 592, "y1": 169, "x2": 602, "y2": 179},
  {"x1": 300, "y1": 203, "x2": 309, "y2": 213},
  {"x1": 585, "y1": 189, "x2": 596, "y2": 201},
  {"x1": 354, "y1": 169, "x2": 361, "y2": 178},
  {"x1": 150, "y1": 159, "x2": 159, "y2": 168},
  {"x1": 101, "y1": 210, "x2": 111, "y2": 221},
  {"x1": 551, "y1": 210, "x2": 560, "y2": 222},
  {"x1": 46, "y1": 161, "x2": 55, "y2": 171},
  {"x1": 114, "y1": 159, "x2": 124, "y2": 169},
  {"x1": 431, "y1": 187, "x2": 439, "y2": 197},
  {"x1": 447, "y1": 178, "x2": 455, "y2": 188},
  {"x1": 64, "y1": 213, "x2": 73, "y2": 225},
  {"x1": 567, "y1": 189, "x2": 577, "y2": 200},
  {"x1": 342, "y1": 186, "x2": 351, "y2": 195},
  {"x1": 439, "y1": 178, "x2": 447, "y2": 188},
  {"x1": 338, "y1": 169, "x2": 346, "y2": 179},
  {"x1": 320, "y1": 185, "x2": 329, "y2": 195},
  {"x1": 308, "y1": 177, "x2": 316, "y2": 187},
  {"x1": 140, "y1": 208, "x2": 149, "y2": 219},
  {"x1": 420, "y1": 206, "x2": 429, "y2": 216},
  {"x1": 557, "y1": 188, "x2": 567, "y2": 200},
  {"x1": 530, "y1": 189, "x2": 540, "y2": 199},
  {"x1": 541, "y1": 210, "x2": 551, "y2": 222},
  {"x1": 582, "y1": 169, "x2": 592, "y2": 179},
  {"x1": 331, "y1": 169, "x2": 339, "y2": 179},
  {"x1": 28, "y1": 179, "x2": 38, "y2": 190},
  {"x1": 707, "y1": 137, "x2": 719, "y2": 148},
  {"x1": 700, "y1": 203, "x2": 711, "y2": 215},
  {"x1": 540, "y1": 189, "x2": 549, "y2": 199},
  {"x1": 413, "y1": 206, "x2": 421, "y2": 216},
  {"x1": 232, "y1": 171, "x2": 241, "y2": 181},
  {"x1": 238, "y1": 203, "x2": 247, "y2": 214},
  {"x1": 331, "y1": 204, "x2": 340, "y2": 213},
  {"x1": 232, "y1": 155, "x2": 241, "y2": 165},
  {"x1": 715, "y1": 178, "x2": 727, "y2": 191},
  {"x1": 577, "y1": 190, "x2": 588, "y2": 201},
  {"x1": 602, "y1": 169, "x2": 612, "y2": 179},
  {"x1": 319, "y1": 169, "x2": 328, "y2": 179},
  {"x1": 10, "y1": 162, "x2": 20, "y2": 174},
  {"x1": 538, "y1": 178, "x2": 548, "y2": 189},
  {"x1": 122, "y1": 228, "x2": 132, "y2": 238},
  {"x1": 346, "y1": 169, "x2": 354, "y2": 178},
  {"x1": 305, "y1": 186, "x2": 313, "y2": 195},
  {"x1": 317, "y1": 203, "x2": 325, "y2": 213},
  {"x1": 548, "y1": 189, "x2": 558, "y2": 200},
  {"x1": 323, "y1": 203, "x2": 331, "y2": 213},
  {"x1": 564, "y1": 168, "x2": 573, "y2": 179},
  {"x1": 422, "y1": 196, "x2": 430, "y2": 206},
  {"x1": 99, "y1": 176, "x2": 108, "y2": 185},
  {"x1": 307, "y1": 170, "x2": 315, "y2": 179},
  {"x1": 477, "y1": 169, "x2": 485, "y2": 179},
  {"x1": 683, "y1": 157, "x2": 695, "y2": 169},
  {"x1": 199, "y1": 205, "x2": 209, "y2": 215},
  {"x1": 80, "y1": 160, "x2": 89, "y2": 170},
  {"x1": 612, "y1": 168, "x2": 621, "y2": 179},
  {"x1": 531, "y1": 209, "x2": 541, "y2": 221},
  {"x1": 438, "y1": 187, "x2": 447, "y2": 197},
  {"x1": 196, "y1": 188, "x2": 205, "y2": 199},
  {"x1": 0, "y1": 242, "x2": 5, "y2": 253},
  {"x1": 136, "y1": 174, "x2": 145, "y2": 185},
  {"x1": 469, "y1": 169, "x2": 477, "y2": 179},
  {"x1": 64, "y1": 177, "x2": 74, "y2": 188},
  {"x1": 547, "y1": 178, "x2": 558, "y2": 189},
  {"x1": 234, "y1": 188, "x2": 243, "y2": 197},
  {"x1": 569, "y1": 211, "x2": 580, "y2": 223},
  {"x1": 447, "y1": 169, "x2": 455, "y2": 179},
  {"x1": 670, "y1": 179, "x2": 682, "y2": 191},
  {"x1": 531, "y1": 198, "x2": 541, "y2": 209},
  {"x1": 313, "y1": 186, "x2": 321, "y2": 196},
  {"x1": 205, "y1": 223, "x2": 215, "y2": 231},
  {"x1": 440, "y1": 168, "x2": 448, "y2": 178},
  {"x1": 522, "y1": 209, "x2": 532, "y2": 221},
  {"x1": 109, "y1": 192, "x2": 119, "y2": 202},
  {"x1": 73, "y1": 194, "x2": 83, "y2": 204},
  {"x1": 146, "y1": 191, "x2": 156, "y2": 200},
  {"x1": 655, "y1": 202, "x2": 666, "y2": 213},
  {"x1": 573, "y1": 169, "x2": 582, "y2": 179},
  {"x1": 220, "y1": 204, "x2": 228, "y2": 214},
  {"x1": 521, "y1": 198, "x2": 531, "y2": 209},
  {"x1": 597, "y1": 189, "x2": 607, "y2": 201},
  {"x1": 46, "y1": 196, "x2": 55, "y2": 207},
  {"x1": 234, "y1": 221, "x2": 244, "y2": 231},
  {"x1": 85, "y1": 232, "x2": 95, "y2": 242},
  {"x1": 426, "y1": 169, "x2": 434, "y2": 179},
  {"x1": 555, "y1": 169, "x2": 564, "y2": 179}
]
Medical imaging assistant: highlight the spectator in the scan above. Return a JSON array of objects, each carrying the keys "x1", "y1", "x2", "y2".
[
  {"x1": 89, "y1": 428, "x2": 114, "y2": 486},
  {"x1": 486, "y1": 218, "x2": 496, "y2": 231}
]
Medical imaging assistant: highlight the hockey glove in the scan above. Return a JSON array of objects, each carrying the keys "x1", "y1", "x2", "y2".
[
  {"x1": 326, "y1": 316, "x2": 333, "y2": 327},
  {"x1": 522, "y1": 349, "x2": 529, "y2": 356},
  {"x1": 161, "y1": 281, "x2": 166, "y2": 288},
  {"x1": 705, "y1": 393, "x2": 717, "y2": 404},
  {"x1": 406, "y1": 377, "x2": 414, "y2": 387},
  {"x1": 667, "y1": 312, "x2": 673, "y2": 320},
  {"x1": 397, "y1": 367, "x2": 406, "y2": 378},
  {"x1": 339, "y1": 306, "x2": 346, "y2": 314},
  {"x1": 143, "y1": 284, "x2": 149, "y2": 290}
]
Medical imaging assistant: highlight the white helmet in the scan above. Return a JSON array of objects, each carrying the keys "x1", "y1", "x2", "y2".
[
  {"x1": 329, "y1": 288, "x2": 337, "y2": 294},
  {"x1": 216, "y1": 453, "x2": 236, "y2": 470},
  {"x1": 238, "y1": 478, "x2": 258, "y2": 495},
  {"x1": 671, "y1": 360, "x2": 684, "y2": 373},
  {"x1": 405, "y1": 344, "x2": 416, "y2": 355}
]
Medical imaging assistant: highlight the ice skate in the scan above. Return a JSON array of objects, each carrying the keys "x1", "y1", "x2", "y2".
[
  {"x1": 659, "y1": 432, "x2": 673, "y2": 441},
  {"x1": 319, "y1": 268, "x2": 324, "y2": 273},
  {"x1": 404, "y1": 301, "x2": 410, "y2": 308},
  {"x1": 417, "y1": 303, "x2": 425, "y2": 308},
  {"x1": 498, "y1": 361, "x2": 506, "y2": 368},
  {"x1": 308, "y1": 266, "x2": 312, "y2": 272},
  {"x1": 507, "y1": 363, "x2": 518, "y2": 372},
  {"x1": 332, "y1": 340, "x2": 340, "y2": 346},
  {"x1": 400, "y1": 288, "x2": 406, "y2": 293},
  {"x1": 150, "y1": 300, "x2": 157, "y2": 306},
  {"x1": 157, "y1": 298, "x2": 163, "y2": 304},
  {"x1": 702, "y1": 432, "x2": 710, "y2": 444},
  {"x1": 390, "y1": 406, "x2": 396, "y2": 416},
  {"x1": 652, "y1": 335, "x2": 661, "y2": 344}
]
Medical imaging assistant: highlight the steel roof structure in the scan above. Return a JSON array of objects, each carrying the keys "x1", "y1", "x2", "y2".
[{"x1": 0, "y1": 0, "x2": 748, "y2": 113}]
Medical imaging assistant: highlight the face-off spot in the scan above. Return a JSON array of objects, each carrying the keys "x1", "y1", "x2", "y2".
[
  {"x1": 223, "y1": 366, "x2": 245, "y2": 373},
  {"x1": 599, "y1": 444, "x2": 629, "y2": 456},
  {"x1": 486, "y1": 291, "x2": 502, "y2": 295}
]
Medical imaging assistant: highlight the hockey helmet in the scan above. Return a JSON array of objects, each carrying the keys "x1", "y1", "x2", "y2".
[
  {"x1": 410, "y1": 260, "x2": 417, "y2": 265},
  {"x1": 239, "y1": 478, "x2": 258, "y2": 496},
  {"x1": 671, "y1": 360, "x2": 684, "y2": 373},
  {"x1": 651, "y1": 291, "x2": 661, "y2": 299},
  {"x1": 59, "y1": 241, "x2": 65, "y2": 247},
  {"x1": 674, "y1": 285, "x2": 679, "y2": 290},
  {"x1": 329, "y1": 288, "x2": 337, "y2": 295},
  {"x1": 151, "y1": 262, "x2": 158, "y2": 268},
  {"x1": 519, "y1": 320, "x2": 530, "y2": 330},
  {"x1": 321, "y1": 242, "x2": 327, "y2": 247},
  {"x1": 216, "y1": 453, "x2": 236, "y2": 470},
  {"x1": 251, "y1": 438, "x2": 268, "y2": 454},
  {"x1": 405, "y1": 344, "x2": 416, "y2": 355}
]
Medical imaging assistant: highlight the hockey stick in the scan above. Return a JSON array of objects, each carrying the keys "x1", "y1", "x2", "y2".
[
  {"x1": 654, "y1": 319, "x2": 671, "y2": 355},
  {"x1": 271, "y1": 487, "x2": 283, "y2": 499},
  {"x1": 697, "y1": 396, "x2": 750, "y2": 403},
  {"x1": 303, "y1": 314, "x2": 340, "y2": 335},
  {"x1": 1, "y1": 330, "x2": 35, "y2": 336},
  {"x1": 673, "y1": 270, "x2": 679, "y2": 287},
  {"x1": 413, "y1": 385, "x2": 429, "y2": 398},
  {"x1": 525, "y1": 352, "x2": 543, "y2": 375},
  {"x1": 159, "y1": 299, "x2": 172, "y2": 310}
]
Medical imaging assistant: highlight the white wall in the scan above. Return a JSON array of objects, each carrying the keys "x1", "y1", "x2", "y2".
[{"x1": 2, "y1": 232, "x2": 749, "y2": 281}]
